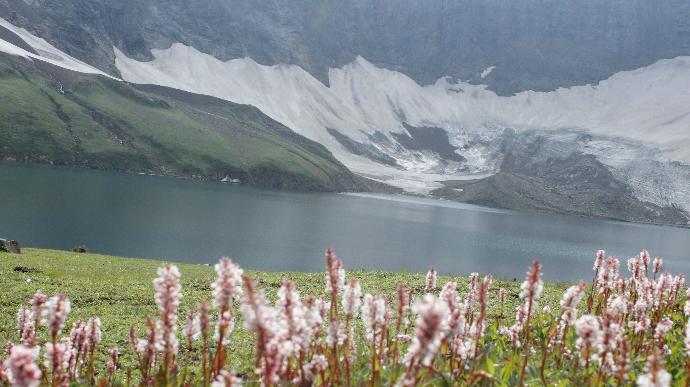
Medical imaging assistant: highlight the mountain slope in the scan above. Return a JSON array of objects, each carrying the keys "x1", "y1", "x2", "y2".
[
  {"x1": 0, "y1": 53, "x2": 369, "y2": 191},
  {"x1": 2, "y1": 0, "x2": 690, "y2": 94},
  {"x1": 1, "y1": 6, "x2": 689, "y2": 225},
  {"x1": 431, "y1": 130, "x2": 690, "y2": 225},
  {"x1": 112, "y1": 44, "x2": 690, "y2": 200}
]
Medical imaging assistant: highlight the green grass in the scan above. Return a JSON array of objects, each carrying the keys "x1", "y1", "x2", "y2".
[
  {"x1": 0, "y1": 248, "x2": 570, "y2": 376},
  {"x1": 0, "y1": 58, "x2": 357, "y2": 191}
]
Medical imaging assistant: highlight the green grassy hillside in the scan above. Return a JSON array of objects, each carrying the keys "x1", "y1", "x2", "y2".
[
  {"x1": 0, "y1": 54, "x2": 364, "y2": 191},
  {"x1": 0, "y1": 248, "x2": 569, "y2": 375}
]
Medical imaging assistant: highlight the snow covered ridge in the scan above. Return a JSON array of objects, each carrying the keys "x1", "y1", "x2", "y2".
[
  {"x1": 113, "y1": 43, "x2": 690, "y2": 165},
  {"x1": 2, "y1": 17, "x2": 689, "y2": 207},
  {"x1": 0, "y1": 17, "x2": 111, "y2": 77}
]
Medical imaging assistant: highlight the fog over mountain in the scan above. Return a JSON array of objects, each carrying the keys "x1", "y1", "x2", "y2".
[{"x1": 1, "y1": 0, "x2": 689, "y2": 224}]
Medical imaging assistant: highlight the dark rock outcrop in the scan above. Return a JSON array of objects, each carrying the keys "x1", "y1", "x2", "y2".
[
  {"x1": 2, "y1": 0, "x2": 689, "y2": 94},
  {"x1": 0, "y1": 238, "x2": 21, "y2": 253},
  {"x1": 432, "y1": 133, "x2": 690, "y2": 226}
]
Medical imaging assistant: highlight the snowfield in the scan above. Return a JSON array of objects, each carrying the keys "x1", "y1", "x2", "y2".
[
  {"x1": 113, "y1": 44, "x2": 690, "y2": 169},
  {"x1": 0, "y1": 17, "x2": 112, "y2": 77},
  {"x1": 1, "y1": 16, "x2": 689, "y2": 211}
]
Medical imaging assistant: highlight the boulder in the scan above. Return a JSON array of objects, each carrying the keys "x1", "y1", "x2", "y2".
[
  {"x1": 0, "y1": 239, "x2": 21, "y2": 254},
  {"x1": 72, "y1": 245, "x2": 89, "y2": 253}
]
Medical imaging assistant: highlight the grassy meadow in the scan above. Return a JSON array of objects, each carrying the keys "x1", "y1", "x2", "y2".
[{"x1": 0, "y1": 248, "x2": 570, "y2": 378}]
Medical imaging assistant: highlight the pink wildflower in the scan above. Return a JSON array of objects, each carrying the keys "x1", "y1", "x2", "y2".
[
  {"x1": 395, "y1": 283, "x2": 412, "y2": 332},
  {"x1": 45, "y1": 293, "x2": 71, "y2": 340},
  {"x1": 465, "y1": 273, "x2": 479, "y2": 313},
  {"x1": 300, "y1": 354, "x2": 327, "y2": 385},
  {"x1": 401, "y1": 294, "x2": 449, "y2": 384},
  {"x1": 560, "y1": 283, "x2": 586, "y2": 323},
  {"x1": 607, "y1": 295, "x2": 628, "y2": 317},
  {"x1": 653, "y1": 257, "x2": 663, "y2": 277},
  {"x1": 30, "y1": 291, "x2": 46, "y2": 329},
  {"x1": 106, "y1": 347, "x2": 118, "y2": 379},
  {"x1": 637, "y1": 351, "x2": 671, "y2": 387},
  {"x1": 16, "y1": 306, "x2": 30, "y2": 338},
  {"x1": 212, "y1": 257, "x2": 243, "y2": 312},
  {"x1": 199, "y1": 300, "x2": 211, "y2": 342},
  {"x1": 628, "y1": 256, "x2": 643, "y2": 281},
  {"x1": 519, "y1": 260, "x2": 543, "y2": 309},
  {"x1": 326, "y1": 320, "x2": 344, "y2": 347},
  {"x1": 396, "y1": 334, "x2": 411, "y2": 343},
  {"x1": 3, "y1": 345, "x2": 41, "y2": 387},
  {"x1": 640, "y1": 250, "x2": 651, "y2": 275},
  {"x1": 208, "y1": 261, "x2": 234, "y2": 380},
  {"x1": 241, "y1": 275, "x2": 289, "y2": 382},
  {"x1": 69, "y1": 321, "x2": 86, "y2": 377},
  {"x1": 44, "y1": 339, "x2": 70, "y2": 385},
  {"x1": 439, "y1": 281, "x2": 459, "y2": 313},
  {"x1": 598, "y1": 311, "x2": 624, "y2": 375},
  {"x1": 183, "y1": 310, "x2": 200, "y2": 347},
  {"x1": 303, "y1": 297, "x2": 325, "y2": 344},
  {"x1": 5, "y1": 341, "x2": 14, "y2": 356},
  {"x1": 241, "y1": 277, "x2": 273, "y2": 334},
  {"x1": 425, "y1": 267, "x2": 437, "y2": 292},
  {"x1": 342, "y1": 279, "x2": 362, "y2": 318},
  {"x1": 257, "y1": 338, "x2": 287, "y2": 386},
  {"x1": 128, "y1": 325, "x2": 138, "y2": 355},
  {"x1": 85, "y1": 317, "x2": 102, "y2": 352},
  {"x1": 654, "y1": 273, "x2": 673, "y2": 311},
  {"x1": 276, "y1": 280, "x2": 310, "y2": 354},
  {"x1": 551, "y1": 282, "x2": 585, "y2": 344},
  {"x1": 594, "y1": 250, "x2": 605, "y2": 271},
  {"x1": 361, "y1": 294, "x2": 387, "y2": 342},
  {"x1": 654, "y1": 317, "x2": 673, "y2": 344},
  {"x1": 596, "y1": 256, "x2": 620, "y2": 293},
  {"x1": 212, "y1": 370, "x2": 243, "y2": 386},
  {"x1": 214, "y1": 311, "x2": 235, "y2": 346},
  {"x1": 473, "y1": 275, "x2": 492, "y2": 336},
  {"x1": 325, "y1": 248, "x2": 345, "y2": 295},
  {"x1": 574, "y1": 315, "x2": 601, "y2": 366},
  {"x1": 137, "y1": 318, "x2": 162, "y2": 376},
  {"x1": 439, "y1": 282, "x2": 464, "y2": 335},
  {"x1": 153, "y1": 264, "x2": 181, "y2": 357},
  {"x1": 16, "y1": 306, "x2": 35, "y2": 347}
]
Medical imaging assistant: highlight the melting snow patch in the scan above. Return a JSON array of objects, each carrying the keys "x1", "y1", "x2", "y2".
[
  {"x1": 480, "y1": 66, "x2": 496, "y2": 79},
  {"x1": 0, "y1": 17, "x2": 113, "y2": 77}
]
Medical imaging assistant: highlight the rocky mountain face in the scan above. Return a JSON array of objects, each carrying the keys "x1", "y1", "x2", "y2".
[
  {"x1": 431, "y1": 130, "x2": 690, "y2": 226},
  {"x1": 2, "y1": 0, "x2": 690, "y2": 94},
  {"x1": 0, "y1": 0, "x2": 689, "y2": 225}
]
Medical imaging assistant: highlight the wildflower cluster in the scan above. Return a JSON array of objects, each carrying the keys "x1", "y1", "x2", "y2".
[{"x1": 1, "y1": 249, "x2": 689, "y2": 386}]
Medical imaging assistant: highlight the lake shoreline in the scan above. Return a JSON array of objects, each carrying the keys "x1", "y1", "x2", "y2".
[
  {"x1": 4, "y1": 159, "x2": 686, "y2": 229},
  {"x1": 3, "y1": 162, "x2": 690, "y2": 282}
]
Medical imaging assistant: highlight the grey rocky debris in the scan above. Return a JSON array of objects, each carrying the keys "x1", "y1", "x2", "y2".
[
  {"x1": 432, "y1": 131, "x2": 690, "y2": 226},
  {"x1": 0, "y1": 238, "x2": 21, "y2": 253}
]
